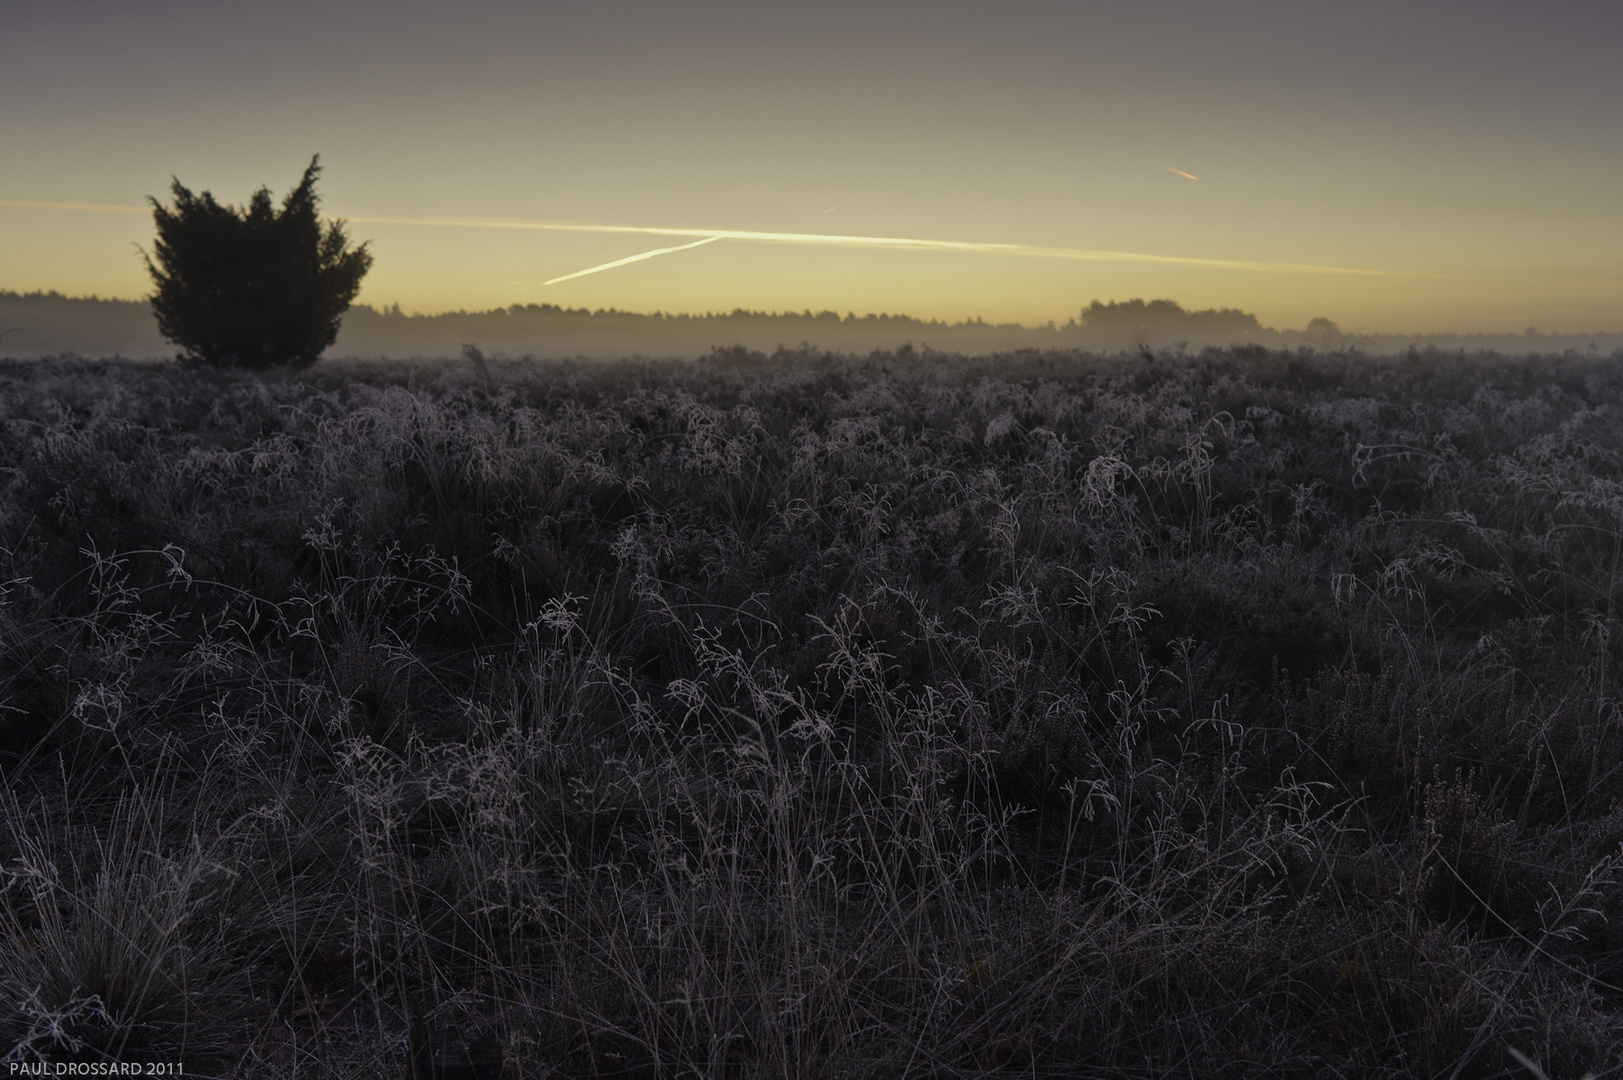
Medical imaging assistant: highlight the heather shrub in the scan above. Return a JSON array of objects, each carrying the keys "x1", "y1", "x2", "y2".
[{"x1": 2, "y1": 347, "x2": 1622, "y2": 1076}]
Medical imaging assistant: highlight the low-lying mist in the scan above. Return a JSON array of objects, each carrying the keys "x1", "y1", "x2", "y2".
[{"x1": 4, "y1": 291, "x2": 1619, "y2": 361}]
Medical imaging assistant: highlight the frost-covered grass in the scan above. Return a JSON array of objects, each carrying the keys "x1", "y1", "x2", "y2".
[{"x1": 2, "y1": 346, "x2": 1621, "y2": 1077}]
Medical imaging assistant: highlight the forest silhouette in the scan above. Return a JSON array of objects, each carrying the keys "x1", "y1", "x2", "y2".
[{"x1": 6, "y1": 290, "x2": 1617, "y2": 361}]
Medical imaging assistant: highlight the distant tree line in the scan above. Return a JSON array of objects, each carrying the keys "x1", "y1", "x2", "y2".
[
  {"x1": 1079, "y1": 298, "x2": 1264, "y2": 336},
  {"x1": 5, "y1": 288, "x2": 1620, "y2": 362}
]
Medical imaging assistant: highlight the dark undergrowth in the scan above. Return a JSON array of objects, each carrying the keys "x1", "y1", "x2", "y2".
[{"x1": 2, "y1": 345, "x2": 1622, "y2": 1078}]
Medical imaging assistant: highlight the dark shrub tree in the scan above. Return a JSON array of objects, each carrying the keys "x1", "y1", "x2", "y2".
[{"x1": 143, "y1": 155, "x2": 372, "y2": 369}]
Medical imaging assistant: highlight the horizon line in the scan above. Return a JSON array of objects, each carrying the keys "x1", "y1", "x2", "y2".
[{"x1": 5, "y1": 288, "x2": 1622, "y2": 338}]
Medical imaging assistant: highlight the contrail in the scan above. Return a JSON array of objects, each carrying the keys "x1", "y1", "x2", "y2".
[
  {"x1": 0, "y1": 198, "x2": 147, "y2": 214},
  {"x1": 348, "y1": 214, "x2": 1441, "y2": 277},
  {"x1": 1161, "y1": 166, "x2": 1201, "y2": 182},
  {"x1": 1, "y1": 197, "x2": 1441, "y2": 279},
  {"x1": 543, "y1": 236, "x2": 720, "y2": 285},
  {"x1": 339, "y1": 213, "x2": 1434, "y2": 279}
]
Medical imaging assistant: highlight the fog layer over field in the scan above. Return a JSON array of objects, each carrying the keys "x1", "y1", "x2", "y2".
[{"x1": 5, "y1": 291, "x2": 1621, "y2": 361}]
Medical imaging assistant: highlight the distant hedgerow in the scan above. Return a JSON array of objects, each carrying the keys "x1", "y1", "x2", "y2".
[{"x1": 142, "y1": 155, "x2": 372, "y2": 369}]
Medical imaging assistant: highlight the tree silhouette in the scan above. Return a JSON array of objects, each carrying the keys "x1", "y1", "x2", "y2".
[
  {"x1": 1301, "y1": 316, "x2": 1341, "y2": 349},
  {"x1": 1078, "y1": 299, "x2": 1262, "y2": 348},
  {"x1": 143, "y1": 156, "x2": 371, "y2": 369}
]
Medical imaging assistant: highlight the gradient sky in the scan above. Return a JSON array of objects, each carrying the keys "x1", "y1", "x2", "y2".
[{"x1": 4, "y1": 0, "x2": 1621, "y2": 332}]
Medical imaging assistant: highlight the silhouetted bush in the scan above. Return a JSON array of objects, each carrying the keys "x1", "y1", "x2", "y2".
[{"x1": 143, "y1": 156, "x2": 371, "y2": 369}]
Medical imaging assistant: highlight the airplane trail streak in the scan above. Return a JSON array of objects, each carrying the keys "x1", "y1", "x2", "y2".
[
  {"x1": 0, "y1": 198, "x2": 148, "y2": 214},
  {"x1": 0, "y1": 198, "x2": 1442, "y2": 279},
  {"x1": 1161, "y1": 166, "x2": 1202, "y2": 182},
  {"x1": 341, "y1": 214, "x2": 1433, "y2": 278},
  {"x1": 542, "y1": 236, "x2": 720, "y2": 285}
]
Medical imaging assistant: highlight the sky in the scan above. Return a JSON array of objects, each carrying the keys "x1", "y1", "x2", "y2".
[{"x1": 3, "y1": 0, "x2": 1621, "y2": 333}]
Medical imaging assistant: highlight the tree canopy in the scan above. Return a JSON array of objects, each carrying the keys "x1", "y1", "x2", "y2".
[{"x1": 144, "y1": 156, "x2": 371, "y2": 368}]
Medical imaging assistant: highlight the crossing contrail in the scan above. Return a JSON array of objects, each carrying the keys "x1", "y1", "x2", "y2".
[
  {"x1": 1, "y1": 198, "x2": 1442, "y2": 279},
  {"x1": 336, "y1": 212, "x2": 1435, "y2": 279},
  {"x1": 0, "y1": 198, "x2": 148, "y2": 214},
  {"x1": 543, "y1": 236, "x2": 721, "y2": 285}
]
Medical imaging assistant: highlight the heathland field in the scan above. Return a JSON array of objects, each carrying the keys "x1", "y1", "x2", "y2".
[{"x1": 3, "y1": 347, "x2": 1622, "y2": 1077}]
